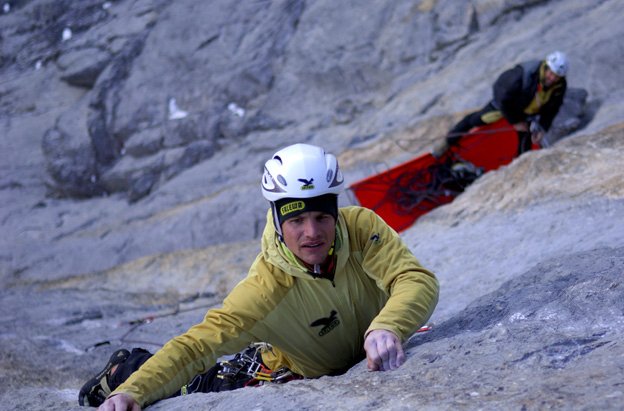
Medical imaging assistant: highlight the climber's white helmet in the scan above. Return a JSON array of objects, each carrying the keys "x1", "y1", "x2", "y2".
[
  {"x1": 261, "y1": 143, "x2": 344, "y2": 202},
  {"x1": 262, "y1": 144, "x2": 345, "y2": 237},
  {"x1": 545, "y1": 51, "x2": 569, "y2": 77}
]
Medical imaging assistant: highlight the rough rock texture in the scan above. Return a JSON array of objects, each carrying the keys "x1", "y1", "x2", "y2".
[{"x1": 1, "y1": 0, "x2": 624, "y2": 410}]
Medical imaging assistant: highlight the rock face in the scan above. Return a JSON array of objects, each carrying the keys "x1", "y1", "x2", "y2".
[
  {"x1": 1, "y1": 1, "x2": 624, "y2": 410},
  {"x1": 4, "y1": 0, "x2": 610, "y2": 202}
]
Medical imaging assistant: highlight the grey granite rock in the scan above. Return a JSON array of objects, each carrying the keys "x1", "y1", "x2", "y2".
[{"x1": 1, "y1": 1, "x2": 624, "y2": 410}]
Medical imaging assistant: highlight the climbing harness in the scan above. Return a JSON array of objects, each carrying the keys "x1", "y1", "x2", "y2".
[{"x1": 217, "y1": 343, "x2": 302, "y2": 386}]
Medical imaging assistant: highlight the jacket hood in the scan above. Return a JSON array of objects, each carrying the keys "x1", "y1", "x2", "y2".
[{"x1": 260, "y1": 208, "x2": 350, "y2": 280}]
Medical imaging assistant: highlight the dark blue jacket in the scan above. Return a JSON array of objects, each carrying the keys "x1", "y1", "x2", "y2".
[{"x1": 492, "y1": 60, "x2": 567, "y2": 131}]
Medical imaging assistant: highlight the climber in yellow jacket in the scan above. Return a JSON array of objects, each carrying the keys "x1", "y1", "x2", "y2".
[{"x1": 79, "y1": 143, "x2": 439, "y2": 410}]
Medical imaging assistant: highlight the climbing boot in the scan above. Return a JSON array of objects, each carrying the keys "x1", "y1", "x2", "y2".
[{"x1": 78, "y1": 348, "x2": 130, "y2": 406}]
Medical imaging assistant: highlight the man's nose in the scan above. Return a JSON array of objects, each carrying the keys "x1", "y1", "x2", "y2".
[{"x1": 303, "y1": 220, "x2": 321, "y2": 237}]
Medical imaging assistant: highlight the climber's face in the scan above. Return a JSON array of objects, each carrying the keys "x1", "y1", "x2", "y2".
[{"x1": 543, "y1": 66, "x2": 562, "y2": 88}]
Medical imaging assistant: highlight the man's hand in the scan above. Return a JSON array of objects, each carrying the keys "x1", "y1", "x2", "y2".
[
  {"x1": 529, "y1": 120, "x2": 545, "y2": 145},
  {"x1": 531, "y1": 130, "x2": 545, "y2": 144},
  {"x1": 512, "y1": 121, "x2": 529, "y2": 132},
  {"x1": 364, "y1": 329, "x2": 405, "y2": 371},
  {"x1": 97, "y1": 393, "x2": 141, "y2": 411}
]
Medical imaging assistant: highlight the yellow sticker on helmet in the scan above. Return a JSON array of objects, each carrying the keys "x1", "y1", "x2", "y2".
[{"x1": 280, "y1": 200, "x2": 305, "y2": 216}]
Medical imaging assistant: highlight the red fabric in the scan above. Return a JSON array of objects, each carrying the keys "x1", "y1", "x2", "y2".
[{"x1": 349, "y1": 118, "x2": 539, "y2": 232}]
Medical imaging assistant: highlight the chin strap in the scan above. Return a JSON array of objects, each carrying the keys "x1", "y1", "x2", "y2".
[{"x1": 270, "y1": 202, "x2": 284, "y2": 241}]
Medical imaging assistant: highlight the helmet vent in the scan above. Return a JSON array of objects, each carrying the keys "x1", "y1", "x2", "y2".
[
  {"x1": 326, "y1": 170, "x2": 333, "y2": 183},
  {"x1": 277, "y1": 175, "x2": 287, "y2": 186},
  {"x1": 274, "y1": 155, "x2": 283, "y2": 165}
]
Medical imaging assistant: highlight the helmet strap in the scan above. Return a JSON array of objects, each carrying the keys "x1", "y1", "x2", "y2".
[{"x1": 271, "y1": 202, "x2": 284, "y2": 241}]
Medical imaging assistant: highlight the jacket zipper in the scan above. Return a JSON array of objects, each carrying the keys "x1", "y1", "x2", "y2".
[{"x1": 311, "y1": 264, "x2": 336, "y2": 287}]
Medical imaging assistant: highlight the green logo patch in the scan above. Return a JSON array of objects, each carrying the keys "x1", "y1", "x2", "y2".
[
  {"x1": 298, "y1": 178, "x2": 315, "y2": 190},
  {"x1": 280, "y1": 200, "x2": 305, "y2": 216}
]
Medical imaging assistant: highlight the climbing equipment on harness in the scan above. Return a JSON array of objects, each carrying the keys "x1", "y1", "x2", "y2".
[{"x1": 217, "y1": 343, "x2": 301, "y2": 386}]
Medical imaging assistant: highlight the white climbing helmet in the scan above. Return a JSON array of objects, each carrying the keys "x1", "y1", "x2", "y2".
[
  {"x1": 545, "y1": 51, "x2": 569, "y2": 77},
  {"x1": 261, "y1": 143, "x2": 344, "y2": 202}
]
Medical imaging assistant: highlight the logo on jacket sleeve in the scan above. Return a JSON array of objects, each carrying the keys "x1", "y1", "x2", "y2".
[{"x1": 310, "y1": 310, "x2": 340, "y2": 337}]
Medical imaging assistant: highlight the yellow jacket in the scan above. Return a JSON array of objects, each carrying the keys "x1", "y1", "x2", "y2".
[{"x1": 113, "y1": 206, "x2": 439, "y2": 406}]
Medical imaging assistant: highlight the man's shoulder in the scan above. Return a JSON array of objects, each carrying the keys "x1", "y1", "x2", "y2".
[
  {"x1": 338, "y1": 206, "x2": 394, "y2": 239},
  {"x1": 494, "y1": 60, "x2": 540, "y2": 96},
  {"x1": 224, "y1": 257, "x2": 294, "y2": 317},
  {"x1": 339, "y1": 206, "x2": 382, "y2": 228},
  {"x1": 519, "y1": 59, "x2": 542, "y2": 72},
  {"x1": 248, "y1": 252, "x2": 296, "y2": 288},
  {"x1": 339, "y1": 205, "x2": 377, "y2": 218}
]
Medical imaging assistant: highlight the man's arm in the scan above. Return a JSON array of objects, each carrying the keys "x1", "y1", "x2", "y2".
[
  {"x1": 108, "y1": 271, "x2": 272, "y2": 407},
  {"x1": 351, "y1": 208, "x2": 439, "y2": 360},
  {"x1": 538, "y1": 80, "x2": 567, "y2": 131},
  {"x1": 492, "y1": 65, "x2": 527, "y2": 124}
]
